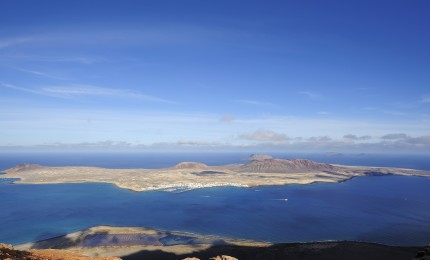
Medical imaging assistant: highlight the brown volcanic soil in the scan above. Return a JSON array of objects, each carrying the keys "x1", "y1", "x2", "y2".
[
  {"x1": 237, "y1": 158, "x2": 338, "y2": 173},
  {"x1": 0, "y1": 243, "x2": 120, "y2": 260},
  {"x1": 3, "y1": 164, "x2": 42, "y2": 174},
  {"x1": 171, "y1": 162, "x2": 209, "y2": 170}
]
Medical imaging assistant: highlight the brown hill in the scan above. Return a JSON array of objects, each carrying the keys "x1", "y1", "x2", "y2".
[
  {"x1": 171, "y1": 162, "x2": 209, "y2": 170},
  {"x1": 249, "y1": 154, "x2": 273, "y2": 161},
  {"x1": 3, "y1": 164, "x2": 42, "y2": 174},
  {"x1": 238, "y1": 158, "x2": 338, "y2": 173}
]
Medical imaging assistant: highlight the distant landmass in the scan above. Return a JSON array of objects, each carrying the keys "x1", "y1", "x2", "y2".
[
  {"x1": 2, "y1": 155, "x2": 430, "y2": 192},
  {"x1": 324, "y1": 152, "x2": 345, "y2": 157}
]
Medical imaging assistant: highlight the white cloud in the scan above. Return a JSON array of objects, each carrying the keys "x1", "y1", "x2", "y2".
[
  {"x1": 343, "y1": 134, "x2": 372, "y2": 141},
  {"x1": 0, "y1": 131, "x2": 430, "y2": 153},
  {"x1": 1, "y1": 102, "x2": 429, "y2": 152},
  {"x1": 4, "y1": 134, "x2": 430, "y2": 153},
  {"x1": 239, "y1": 129, "x2": 289, "y2": 142},
  {"x1": 1, "y1": 83, "x2": 175, "y2": 104},
  {"x1": 151, "y1": 140, "x2": 225, "y2": 148},
  {"x1": 308, "y1": 136, "x2": 332, "y2": 142},
  {"x1": 403, "y1": 135, "x2": 430, "y2": 145},
  {"x1": 381, "y1": 133, "x2": 409, "y2": 140}
]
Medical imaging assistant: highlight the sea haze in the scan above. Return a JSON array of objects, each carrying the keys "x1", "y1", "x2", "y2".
[{"x1": 0, "y1": 153, "x2": 430, "y2": 246}]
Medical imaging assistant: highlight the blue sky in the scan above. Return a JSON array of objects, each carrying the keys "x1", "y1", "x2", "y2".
[{"x1": 1, "y1": 0, "x2": 430, "y2": 153}]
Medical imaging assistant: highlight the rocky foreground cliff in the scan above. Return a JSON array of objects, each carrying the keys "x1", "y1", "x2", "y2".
[
  {"x1": 7, "y1": 225, "x2": 428, "y2": 260},
  {"x1": 2, "y1": 155, "x2": 430, "y2": 192},
  {"x1": 0, "y1": 243, "x2": 119, "y2": 260}
]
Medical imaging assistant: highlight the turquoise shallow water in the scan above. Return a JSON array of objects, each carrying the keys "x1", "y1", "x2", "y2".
[{"x1": 1, "y1": 153, "x2": 430, "y2": 246}]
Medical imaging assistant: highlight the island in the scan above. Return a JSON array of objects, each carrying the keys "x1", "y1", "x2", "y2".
[
  {"x1": 2, "y1": 155, "x2": 430, "y2": 192},
  {"x1": 2, "y1": 155, "x2": 430, "y2": 259}
]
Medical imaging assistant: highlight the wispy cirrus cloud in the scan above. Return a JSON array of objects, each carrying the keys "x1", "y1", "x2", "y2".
[
  {"x1": 298, "y1": 91, "x2": 323, "y2": 100},
  {"x1": 365, "y1": 107, "x2": 407, "y2": 117},
  {"x1": 1, "y1": 83, "x2": 41, "y2": 95},
  {"x1": 1, "y1": 83, "x2": 175, "y2": 104},
  {"x1": 234, "y1": 99, "x2": 275, "y2": 107},
  {"x1": 0, "y1": 36, "x2": 40, "y2": 49},
  {"x1": 6, "y1": 66, "x2": 70, "y2": 80},
  {"x1": 0, "y1": 54, "x2": 102, "y2": 64},
  {"x1": 420, "y1": 96, "x2": 430, "y2": 103},
  {"x1": 0, "y1": 25, "x2": 234, "y2": 50}
]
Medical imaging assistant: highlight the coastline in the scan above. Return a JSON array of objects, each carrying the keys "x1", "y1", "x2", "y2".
[
  {"x1": 16, "y1": 225, "x2": 271, "y2": 256},
  {"x1": 13, "y1": 225, "x2": 425, "y2": 260},
  {"x1": 2, "y1": 162, "x2": 430, "y2": 192},
  {"x1": 2, "y1": 157, "x2": 430, "y2": 259}
]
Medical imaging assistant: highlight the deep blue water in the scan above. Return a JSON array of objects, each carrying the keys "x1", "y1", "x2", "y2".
[{"x1": 1, "y1": 153, "x2": 430, "y2": 246}]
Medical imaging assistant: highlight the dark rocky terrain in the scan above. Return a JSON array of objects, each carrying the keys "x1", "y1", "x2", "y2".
[
  {"x1": 123, "y1": 241, "x2": 424, "y2": 260},
  {"x1": 412, "y1": 244, "x2": 430, "y2": 260},
  {"x1": 0, "y1": 243, "x2": 119, "y2": 260},
  {"x1": 5, "y1": 240, "x2": 427, "y2": 260}
]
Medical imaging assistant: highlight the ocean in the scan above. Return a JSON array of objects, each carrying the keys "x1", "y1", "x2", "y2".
[{"x1": 1, "y1": 152, "x2": 429, "y2": 246}]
